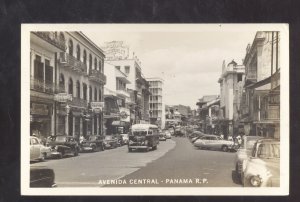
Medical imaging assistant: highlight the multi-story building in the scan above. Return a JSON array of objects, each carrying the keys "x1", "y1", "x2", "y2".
[
  {"x1": 218, "y1": 60, "x2": 245, "y2": 137},
  {"x1": 56, "y1": 32, "x2": 106, "y2": 139},
  {"x1": 101, "y1": 41, "x2": 151, "y2": 124},
  {"x1": 30, "y1": 32, "x2": 66, "y2": 139},
  {"x1": 165, "y1": 104, "x2": 192, "y2": 127},
  {"x1": 103, "y1": 62, "x2": 131, "y2": 135},
  {"x1": 240, "y1": 31, "x2": 280, "y2": 139},
  {"x1": 30, "y1": 32, "x2": 106, "y2": 141},
  {"x1": 147, "y1": 78, "x2": 165, "y2": 129}
]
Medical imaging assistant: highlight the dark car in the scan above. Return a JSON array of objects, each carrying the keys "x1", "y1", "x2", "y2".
[
  {"x1": 47, "y1": 136, "x2": 79, "y2": 158},
  {"x1": 103, "y1": 135, "x2": 118, "y2": 149},
  {"x1": 114, "y1": 134, "x2": 125, "y2": 146},
  {"x1": 30, "y1": 166, "x2": 56, "y2": 187},
  {"x1": 159, "y1": 132, "x2": 166, "y2": 141},
  {"x1": 80, "y1": 135, "x2": 105, "y2": 152}
]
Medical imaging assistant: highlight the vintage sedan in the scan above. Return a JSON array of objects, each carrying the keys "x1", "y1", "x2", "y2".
[
  {"x1": 80, "y1": 135, "x2": 104, "y2": 152},
  {"x1": 47, "y1": 136, "x2": 79, "y2": 158},
  {"x1": 103, "y1": 135, "x2": 118, "y2": 149},
  {"x1": 234, "y1": 136, "x2": 264, "y2": 180},
  {"x1": 164, "y1": 130, "x2": 172, "y2": 139},
  {"x1": 159, "y1": 132, "x2": 166, "y2": 141},
  {"x1": 242, "y1": 139, "x2": 280, "y2": 187},
  {"x1": 193, "y1": 134, "x2": 234, "y2": 152},
  {"x1": 30, "y1": 166, "x2": 56, "y2": 187},
  {"x1": 30, "y1": 136, "x2": 46, "y2": 162}
]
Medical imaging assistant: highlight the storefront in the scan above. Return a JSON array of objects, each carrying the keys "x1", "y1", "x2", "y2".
[{"x1": 30, "y1": 101, "x2": 53, "y2": 139}]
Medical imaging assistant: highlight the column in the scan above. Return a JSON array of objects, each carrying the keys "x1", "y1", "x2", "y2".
[
  {"x1": 51, "y1": 105, "x2": 55, "y2": 136},
  {"x1": 92, "y1": 116, "x2": 94, "y2": 135},
  {"x1": 65, "y1": 114, "x2": 69, "y2": 135},
  {"x1": 80, "y1": 117, "x2": 83, "y2": 136},
  {"x1": 96, "y1": 115, "x2": 99, "y2": 135},
  {"x1": 72, "y1": 116, "x2": 75, "y2": 137}
]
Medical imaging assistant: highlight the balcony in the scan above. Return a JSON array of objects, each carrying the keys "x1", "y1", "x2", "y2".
[
  {"x1": 69, "y1": 97, "x2": 88, "y2": 108},
  {"x1": 59, "y1": 52, "x2": 88, "y2": 76},
  {"x1": 89, "y1": 69, "x2": 107, "y2": 84},
  {"x1": 33, "y1": 32, "x2": 66, "y2": 51},
  {"x1": 245, "y1": 70, "x2": 257, "y2": 81},
  {"x1": 30, "y1": 78, "x2": 54, "y2": 94},
  {"x1": 116, "y1": 89, "x2": 130, "y2": 98}
]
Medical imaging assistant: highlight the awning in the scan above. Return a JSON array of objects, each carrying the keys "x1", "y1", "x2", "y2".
[{"x1": 112, "y1": 121, "x2": 126, "y2": 126}]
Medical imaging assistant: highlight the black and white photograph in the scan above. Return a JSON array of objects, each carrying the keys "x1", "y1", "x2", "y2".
[{"x1": 21, "y1": 24, "x2": 289, "y2": 195}]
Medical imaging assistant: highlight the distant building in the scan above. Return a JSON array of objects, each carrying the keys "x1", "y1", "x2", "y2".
[
  {"x1": 165, "y1": 104, "x2": 192, "y2": 127},
  {"x1": 147, "y1": 78, "x2": 165, "y2": 129},
  {"x1": 239, "y1": 31, "x2": 280, "y2": 139},
  {"x1": 101, "y1": 41, "x2": 151, "y2": 124},
  {"x1": 218, "y1": 60, "x2": 245, "y2": 138},
  {"x1": 196, "y1": 95, "x2": 220, "y2": 134}
]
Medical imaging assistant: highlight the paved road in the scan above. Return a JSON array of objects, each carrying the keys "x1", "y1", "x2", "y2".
[
  {"x1": 32, "y1": 139, "x2": 176, "y2": 187},
  {"x1": 32, "y1": 137, "x2": 241, "y2": 187},
  {"x1": 107, "y1": 137, "x2": 241, "y2": 187}
]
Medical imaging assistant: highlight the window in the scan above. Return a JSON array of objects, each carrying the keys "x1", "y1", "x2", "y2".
[
  {"x1": 125, "y1": 66, "x2": 130, "y2": 74},
  {"x1": 68, "y1": 78, "x2": 73, "y2": 95},
  {"x1": 59, "y1": 74, "x2": 65, "y2": 91},
  {"x1": 76, "y1": 81, "x2": 80, "y2": 98},
  {"x1": 83, "y1": 50, "x2": 87, "y2": 64},
  {"x1": 99, "y1": 89, "x2": 102, "y2": 101},
  {"x1": 94, "y1": 58, "x2": 97, "y2": 70},
  {"x1": 34, "y1": 55, "x2": 44, "y2": 80},
  {"x1": 76, "y1": 45, "x2": 81, "y2": 60},
  {"x1": 45, "y1": 59, "x2": 53, "y2": 84},
  {"x1": 89, "y1": 86, "x2": 92, "y2": 101},
  {"x1": 237, "y1": 73, "x2": 243, "y2": 82},
  {"x1": 89, "y1": 54, "x2": 92, "y2": 72},
  {"x1": 94, "y1": 87, "x2": 97, "y2": 101},
  {"x1": 68, "y1": 39, "x2": 73, "y2": 56},
  {"x1": 116, "y1": 66, "x2": 120, "y2": 70},
  {"x1": 99, "y1": 60, "x2": 102, "y2": 72},
  {"x1": 83, "y1": 83, "x2": 87, "y2": 100}
]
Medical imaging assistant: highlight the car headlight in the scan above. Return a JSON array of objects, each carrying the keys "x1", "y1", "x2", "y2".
[{"x1": 250, "y1": 175, "x2": 262, "y2": 187}]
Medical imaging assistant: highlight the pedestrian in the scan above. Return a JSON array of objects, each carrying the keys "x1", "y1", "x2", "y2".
[{"x1": 220, "y1": 133, "x2": 224, "y2": 139}]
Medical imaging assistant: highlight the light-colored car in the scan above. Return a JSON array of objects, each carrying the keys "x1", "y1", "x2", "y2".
[
  {"x1": 164, "y1": 130, "x2": 172, "y2": 139},
  {"x1": 234, "y1": 136, "x2": 264, "y2": 179},
  {"x1": 242, "y1": 139, "x2": 280, "y2": 187},
  {"x1": 194, "y1": 135, "x2": 234, "y2": 152},
  {"x1": 30, "y1": 136, "x2": 46, "y2": 161}
]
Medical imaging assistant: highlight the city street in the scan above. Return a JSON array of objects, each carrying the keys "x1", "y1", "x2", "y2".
[{"x1": 32, "y1": 137, "x2": 241, "y2": 187}]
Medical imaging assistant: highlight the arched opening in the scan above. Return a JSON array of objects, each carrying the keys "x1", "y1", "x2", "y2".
[
  {"x1": 76, "y1": 44, "x2": 81, "y2": 60},
  {"x1": 68, "y1": 39, "x2": 73, "y2": 56},
  {"x1": 76, "y1": 81, "x2": 80, "y2": 98},
  {"x1": 68, "y1": 78, "x2": 73, "y2": 96}
]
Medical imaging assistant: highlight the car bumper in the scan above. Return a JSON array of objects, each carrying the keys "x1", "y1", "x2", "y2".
[
  {"x1": 128, "y1": 145, "x2": 148, "y2": 149},
  {"x1": 80, "y1": 146, "x2": 93, "y2": 151}
]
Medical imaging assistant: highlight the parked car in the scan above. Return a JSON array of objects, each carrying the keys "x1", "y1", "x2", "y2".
[
  {"x1": 120, "y1": 133, "x2": 129, "y2": 144},
  {"x1": 193, "y1": 134, "x2": 234, "y2": 152},
  {"x1": 115, "y1": 134, "x2": 125, "y2": 146},
  {"x1": 242, "y1": 139, "x2": 280, "y2": 187},
  {"x1": 234, "y1": 136, "x2": 265, "y2": 180},
  {"x1": 30, "y1": 166, "x2": 56, "y2": 187},
  {"x1": 103, "y1": 135, "x2": 118, "y2": 149},
  {"x1": 80, "y1": 135, "x2": 104, "y2": 152},
  {"x1": 47, "y1": 136, "x2": 79, "y2": 158},
  {"x1": 30, "y1": 136, "x2": 47, "y2": 162}
]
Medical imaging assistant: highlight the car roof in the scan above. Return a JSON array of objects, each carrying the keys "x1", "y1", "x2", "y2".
[{"x1": 256, "y1": 138, "x2": 280, "y2": 143}]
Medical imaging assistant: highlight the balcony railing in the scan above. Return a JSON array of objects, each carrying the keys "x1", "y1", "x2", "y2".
[
  {"x1": 70, "y1": 97, "x2": 88, "y2": 108},
  {"x1": 89, "y1": 69, "x2": 107, "y2": 84},
  {"x1": 30, "y1": 78, "x2": 54, "y2": 94},
  {"x1": 33, "y1": 32, "x2": 66, "y2": 50},
  {"x1": 246, "y1": 70, "x2": 257, "y2": 80},
  {"x1": 59, "y1": 52, "x2": 88, "y2": 76}
]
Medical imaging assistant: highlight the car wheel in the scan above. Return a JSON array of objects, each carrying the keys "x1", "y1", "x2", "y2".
[
  {"x1": 152, "y1": 145, "x2": 157, "y2": 150},
  {"x1": 92, "y1": 145, "x2": 96, "y2": 152},
  {"x1": 40, "y1": 153, "x2": 46, "y2": 161},
  {"x1": 221, "y1": 145, "x2": 228, "y2": 152}
]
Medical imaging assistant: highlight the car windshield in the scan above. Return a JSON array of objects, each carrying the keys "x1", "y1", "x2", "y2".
[
  {"x1": 133, "y1": 131, "x2": 147, "y2": 136},
  {"x1": 55, "y1": 136, "x2": 66, "y2": 142},
  {"x1": 257, "y1": 143, "x2": 280, "y2": 159},
  {"x1": 246, "y1": 140, "x2": 258, "y2": 150}
]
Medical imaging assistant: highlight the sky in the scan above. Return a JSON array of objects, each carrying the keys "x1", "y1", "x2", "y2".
[{"x1": 84, "y1": 25, "x2": 257, "y2": 109}]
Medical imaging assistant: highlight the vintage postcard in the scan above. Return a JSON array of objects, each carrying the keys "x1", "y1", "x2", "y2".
[{"x1": 21, "y1": 24, "x2": 289, "y2": 195}]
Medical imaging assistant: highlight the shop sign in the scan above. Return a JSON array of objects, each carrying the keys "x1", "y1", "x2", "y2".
[
  {"x1": 54, "y1": 93, "x2": 72, "y2": 102},
  {"x1": 91, "y1": 102, "x2": 104, "y2": 109},
  {"x1": 31, "y1": 103, "x2": 49, "y2": 116},
  {"x1": 101, "y1": 41, "x2": 129, "y2": 60}
]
